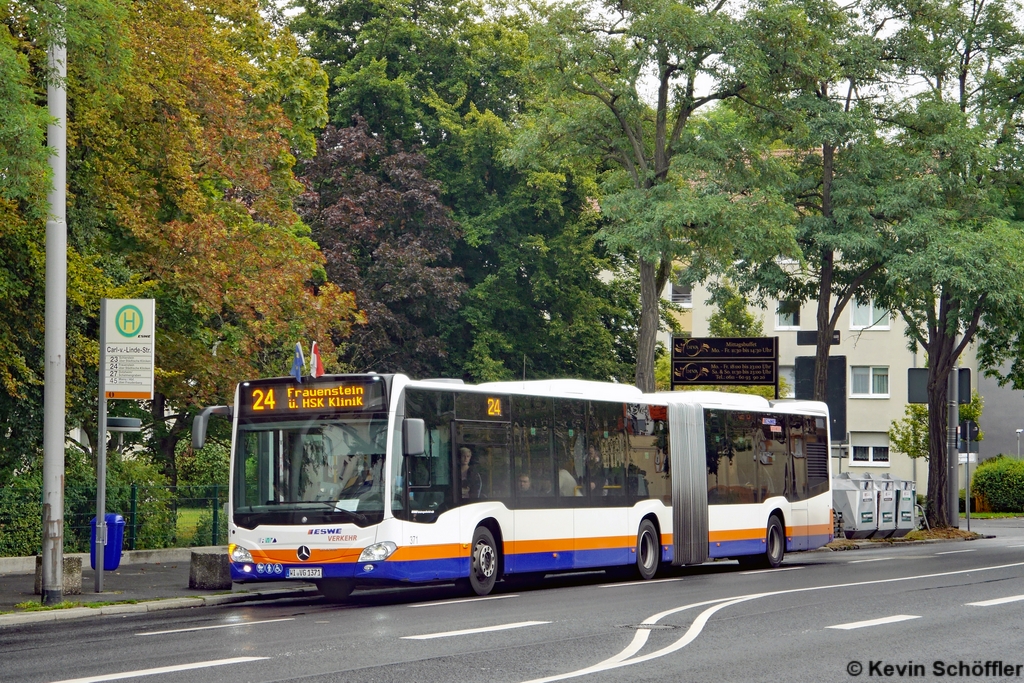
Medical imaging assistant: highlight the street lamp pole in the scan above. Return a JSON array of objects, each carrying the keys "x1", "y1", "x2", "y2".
[{"x1": 1017, "y1": 429, "x2": 1022, "y2": 460}]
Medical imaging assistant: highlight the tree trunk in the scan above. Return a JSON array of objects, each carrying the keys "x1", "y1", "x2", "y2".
[
  {"x1": 813, "y1": 142, "x2": 836, "y2": 403},
  {"x1": 813, "y1": 257, "x2": 834, "y2": 403},
  {"x1": 635, "y1": 256, "x2": 660, "y2": 392},
  {"x1": 925, "y1": 367, "x2": 950, "y2": 527}
]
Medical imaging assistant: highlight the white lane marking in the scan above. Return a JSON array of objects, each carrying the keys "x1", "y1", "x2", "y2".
[
  {"x1": 403, "y1": 620, "x2": 551, "y2": 640},
  {"x1": 739, "y1": 566, "x2": 804, "y2": 575},
  {"x1": 48, "y1": 657, "x2": 268, "y2": 683},
  {"x1": 597, "y1": 577, "x2": 685, "y2": 588},
  {"x1": 967, "y1": 594, "x2": 1024, "y2": 607},
  {"x1": 519, "y1": 560, "x2": 1024, "y2": 683},
  {"x1": 849, "y1": 558, "x2": 892, "y2": 564},
  {"x1": 1008, "y1": 545, "x2": 1024, "y2": 548},
  {"x1": 136, "y1": 618, "x2": 294, "y2": 636},
  {"x1": 936, "y1": 549, "x2": 977, "y2": 555},
  {"x1": 410, "y1": 594, "x2": 519, "y2": 608},
  {"x1": 827, "y1": 614, "x2": 920, "y2": 630}
]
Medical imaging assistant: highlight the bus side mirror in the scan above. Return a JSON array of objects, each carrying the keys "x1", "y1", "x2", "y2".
[
  {"x1": 403, "y1": 418, "x2": 425, "y2": 456},
  {"x1": 192, "y1": 405, "x2": 232, "y2": 450}
]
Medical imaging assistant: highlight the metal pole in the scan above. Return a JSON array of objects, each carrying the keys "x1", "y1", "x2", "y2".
[
  {"x1": 211, "y1": 485, "x2": 219, "y2": 546},
  {"x1": 129, "y1": 483, "x2": 137, "y2": 551},
  {"x1": 95, "y1": 300, "x2": 108, "y2": 592},
  {"x1": 946, "y1": 367, "x2": 959, "y2": 528},
  {"x1": 41, "y1": 25, "x2": 68, "y2": 607},
  {"x1": 965, "y1": 421, "x2": 972, "y2": 533}
]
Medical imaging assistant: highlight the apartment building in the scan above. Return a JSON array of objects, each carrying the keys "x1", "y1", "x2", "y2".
[{"x1": 663, "y1": 282, "x2": 1024, "y2": 495}]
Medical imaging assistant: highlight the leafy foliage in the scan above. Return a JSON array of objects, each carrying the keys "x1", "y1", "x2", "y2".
[{"x1": 972, "y1": 456, "x2": 1024, "y2": 513}]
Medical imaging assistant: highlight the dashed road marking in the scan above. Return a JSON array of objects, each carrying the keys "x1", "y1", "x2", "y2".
[
  {"x1": 849, "y1": 558, "x2": 892, "y2": 564},
  {"x1": 136, "y1": 618, "x2": 294, "y2": 636},
  {"x1": 740, "y1": 566, "x2": 804, "y2": 575},
  {"x1": 48, "y1": 657, "x2": 268, "y2": 683},
  {"x1": 411, "y1": 594, "x2": 519, "y2": 608},
  {"x1": 403, "y1": 620, "x2": 551, "y2": 640},
  {"x1": 967, "y1": 594, "x2": 1024, "y2": 607},
  {"x1": 598, "y1": 578, "x2": 685, "y2": 588},
  {"x1": 827, "y1": 614, "x2": 921, "y2": 630},
  {"x1": 936, "y1": 549, "x2": 977, "y2": 555}
]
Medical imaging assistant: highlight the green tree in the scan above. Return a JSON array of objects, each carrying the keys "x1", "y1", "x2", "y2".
[
  {"x1": 521, "y1": 0, "x2": 755, "y2": 391},
  {"x1": 879, "y1": 0, "x2": 1024, "y2": 526},
  {"x1": 722, "y1": 0, "x2": 895, "y2": 402},
  {"x1": 708, "y1": 281, "x2": 764, "y2": 338}
]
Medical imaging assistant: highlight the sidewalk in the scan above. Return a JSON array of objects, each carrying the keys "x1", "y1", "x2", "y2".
[{"x1": 0, "y1": 548, "x2": 316, "y2": 628}]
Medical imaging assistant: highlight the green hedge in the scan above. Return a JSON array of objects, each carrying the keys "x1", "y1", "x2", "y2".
[{"x1": 972, "y1": 456, "x2": 1024, "y2": 512}]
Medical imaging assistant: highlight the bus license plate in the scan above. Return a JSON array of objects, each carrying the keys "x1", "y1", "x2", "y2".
[{"x1": 287, "y1": 567, "x2": 322, "y2": 579}]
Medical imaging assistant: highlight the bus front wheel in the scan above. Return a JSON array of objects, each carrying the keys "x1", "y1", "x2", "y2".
[
  {"x1": 635, "y1": 519, "x2": 660, "y2": 580},
  {"x1": 469, "y1": 526, "x2": 499, "y2": 595}
]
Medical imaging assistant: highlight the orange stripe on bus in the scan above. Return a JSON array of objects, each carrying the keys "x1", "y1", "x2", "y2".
[
  {"x1": 708, "y1": 528, "x2": 765, "y2": 543},
  {"x1": 574, "y1": 535, "x2": 635, "y2": 551},
  {"x1": 505, "y1": 539, "x2": 571, "y2": 555},
  {"x1": 389, "y1": 544, "x2": 468, "y2": 561},
  {"x1": 785, "y1": 523, "x2": 834, "y2": 537}
]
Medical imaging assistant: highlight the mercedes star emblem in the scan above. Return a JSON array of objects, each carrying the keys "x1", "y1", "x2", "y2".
[{"x1": 297, "y1": 545, "x2": 311, "y2": 562}]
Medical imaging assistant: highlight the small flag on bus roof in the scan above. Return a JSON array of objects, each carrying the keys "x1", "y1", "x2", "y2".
[
  {"x1": 310, "y1": 342, "x2": 325, "y2": 379},
  {"x1": 290, "y1": 342, "x2": 305, "y2": 383}
]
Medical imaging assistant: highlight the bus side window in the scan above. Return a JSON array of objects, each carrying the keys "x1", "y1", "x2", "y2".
[
  {"x1": 553, "y1": 398, "x2": 586, "y2": 503},
  {"x1": 512, "y1": 396, "x2": 555, "y2": 503},
  {"x1": 788, "y1": 415, "x2": 809, "y2": 502},
  {"x1": 588, "y1": 401, "x2": 627, "y2": 504},
  {"x1": 727, "y1": 412, "x2": 760, "y2": 504}
]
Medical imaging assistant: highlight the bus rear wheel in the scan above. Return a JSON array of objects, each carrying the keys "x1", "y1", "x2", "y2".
[
  {"x1": 635, "y1": 519, "x2": 660, "y2": 580},
  {"x1": 316, "y1": 579, "x2": 354, "y2": 603},
  {"x1": 739, "y1": 515, "x2": 785, "y2": 569},
  {"x1": 468, "y1": 526, "x2": 499, "y2": 596}
]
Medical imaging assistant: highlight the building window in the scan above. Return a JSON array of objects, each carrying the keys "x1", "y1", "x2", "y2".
[
  {"x1": 851, "y1": 366, "x2": 889, "y2": 397},
  {"x1": 851, "y1": 297, "x2": 890, "y2": 329},
  {"x1": 776, "y1": 300, "x2": 800, "y2": 329},
  {"x1": 671, "y1": 283, "x2": 692, "y2": 307},
  {"x1": 851, "y1": 445, "x2": 889, "y2": 465}
]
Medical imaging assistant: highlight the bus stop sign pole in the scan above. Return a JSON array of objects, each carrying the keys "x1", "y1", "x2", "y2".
[{"x1": 96, "y1": 299, "x2": 154, "y2": 592}]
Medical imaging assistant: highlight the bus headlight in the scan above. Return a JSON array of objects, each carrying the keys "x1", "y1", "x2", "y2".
[
  {"x1": 228, "y1": 544, "x2": 253, "y2": 563},
  {"x1": 358, "y1": 541, "x2": 397, "y2": 562}
]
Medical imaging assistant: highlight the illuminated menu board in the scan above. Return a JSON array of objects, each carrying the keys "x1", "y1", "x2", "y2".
[{"x1": 238, "y1": 377, "x2": 387, "y2": 418}]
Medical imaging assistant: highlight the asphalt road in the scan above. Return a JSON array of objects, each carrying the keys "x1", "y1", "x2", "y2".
[{"x1": 4, "y1": 520, "x2": 1024, "y2": 683}]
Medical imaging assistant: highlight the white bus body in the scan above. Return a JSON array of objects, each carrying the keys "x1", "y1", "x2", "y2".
[{"x1": 202, "y1": 374, "x2": 833, "y2": 598}]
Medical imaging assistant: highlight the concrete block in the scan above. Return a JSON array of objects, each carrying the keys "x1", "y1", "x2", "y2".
[
  {"x1": 189, "y1": 548, "x2": 231, "y2": 590},
  {"x1": 34, "y1": 555, "x2": 83, "y2": 596}
]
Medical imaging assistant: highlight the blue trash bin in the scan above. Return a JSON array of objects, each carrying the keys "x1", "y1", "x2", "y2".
[{"x1": 90, "y1": 514, "x2": 125, "y2": 571}]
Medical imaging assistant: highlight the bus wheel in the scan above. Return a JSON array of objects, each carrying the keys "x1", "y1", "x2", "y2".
[
  {"x1": 740, "y1": 515, "x2": 785, "y2": 570},
  {"x1": 316, "y1": 579, "x2": 354, "y2": 603},
  {"x1": 635, "y1": 519, "x2": 660, "y2": 580},
  {"x1": 764, "y1": 515, "x2": 785, "y2": 568},
  {"x1": 469, "y1": 526, "x2": 499, "y2": 595}
]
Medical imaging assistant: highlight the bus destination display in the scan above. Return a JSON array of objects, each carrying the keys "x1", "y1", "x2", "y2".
[{"x1": 239, "y1": 377, "x2": 386, "y2": 417}]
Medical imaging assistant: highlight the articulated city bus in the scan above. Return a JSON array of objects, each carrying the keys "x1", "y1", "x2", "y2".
[{"x1": 192, "y1": 374, "x2": 833, "y2": 601}]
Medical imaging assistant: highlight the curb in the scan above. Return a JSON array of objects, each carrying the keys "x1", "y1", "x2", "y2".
[
  {"x1": 824, "y1": 533, "x2": 994, "y2": 551},
  {"x1": 0, "y1": 584, "x2": 318, "y2": 628}
]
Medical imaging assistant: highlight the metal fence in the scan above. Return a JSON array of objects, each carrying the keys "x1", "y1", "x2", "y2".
[{"x1": 0, "y1": 484, "x2": 228, "y2": 557}]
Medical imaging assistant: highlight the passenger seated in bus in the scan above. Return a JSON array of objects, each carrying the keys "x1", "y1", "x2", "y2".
[
  {"x1": 518, "y1": 474, "x2": 534, "y2": 495},
  {"x1": 587, "y1": 443, "x2": 608, "y2": 494},
  {"x1": 558, "y1": 458, "x2": 581, "y2": 497},
  {"x1": 460, "y1": 446, "x2": 484, "y2": 499}
]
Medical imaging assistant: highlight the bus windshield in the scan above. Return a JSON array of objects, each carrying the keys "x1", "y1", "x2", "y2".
[{"x1": 233, "y1": 415, "x2": 389, "y2": 528}]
